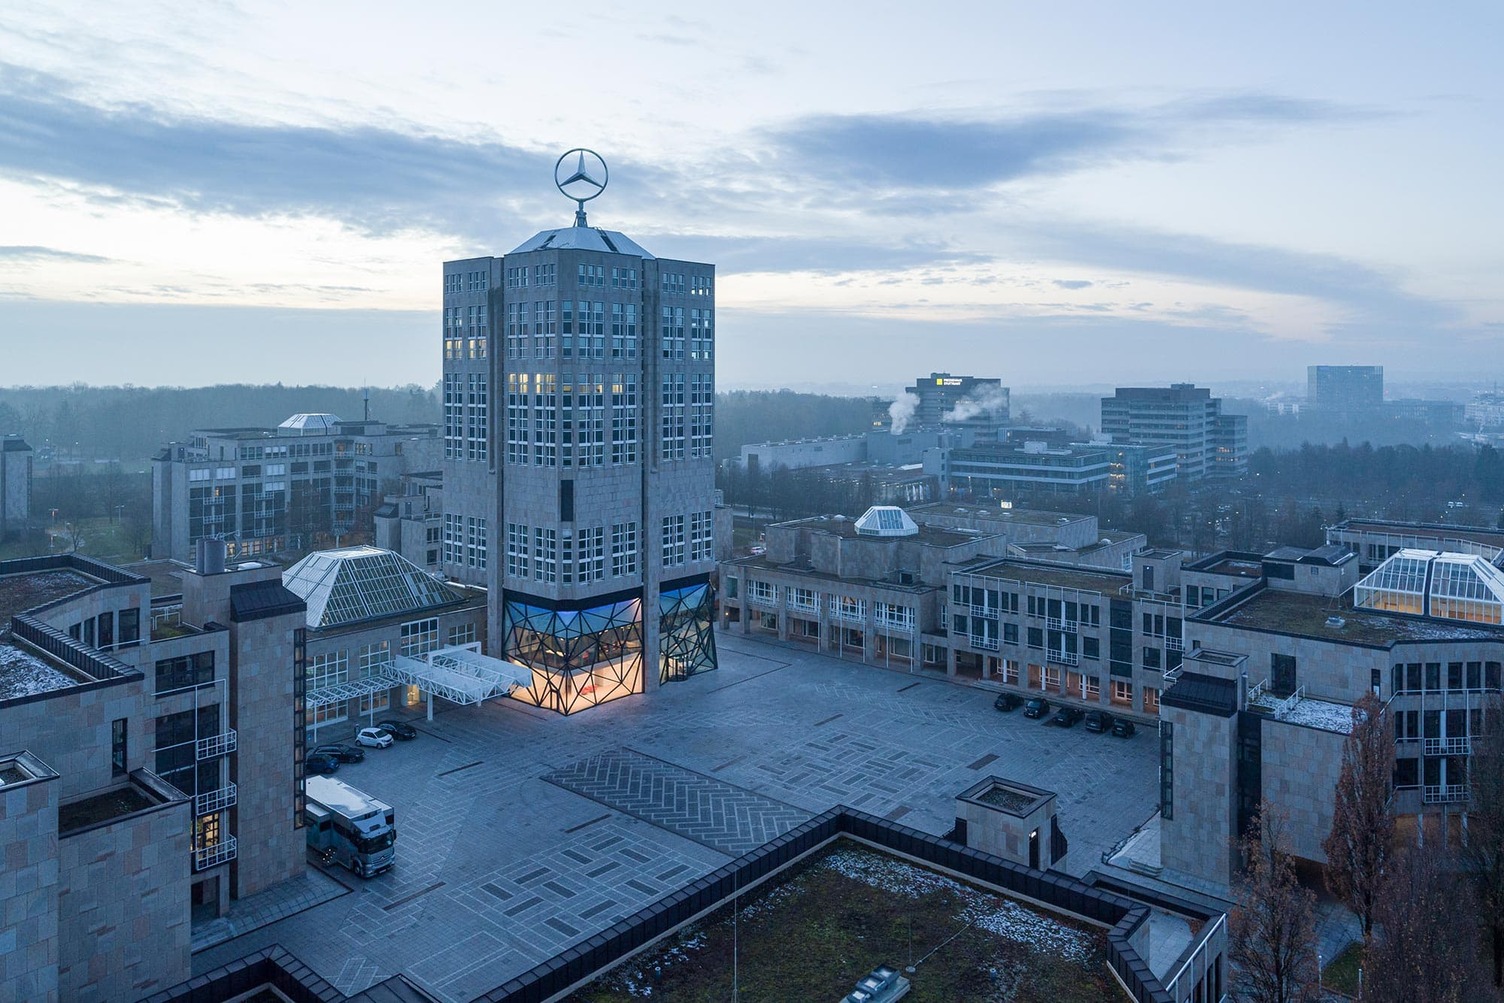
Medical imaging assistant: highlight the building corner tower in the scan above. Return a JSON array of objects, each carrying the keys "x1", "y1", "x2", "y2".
[{"x1": 441, "y1": 150, "x2": 717, "y2": 713}]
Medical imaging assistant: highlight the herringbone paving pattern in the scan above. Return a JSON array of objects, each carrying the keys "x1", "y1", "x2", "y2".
[{"x1": 543, "y1": 747, "x2": 812, "y2": 855}]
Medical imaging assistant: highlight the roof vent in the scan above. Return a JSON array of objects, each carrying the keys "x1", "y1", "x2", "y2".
[{"x1": 1325, "y1": 616, "x2": 1346, "y2": 629}]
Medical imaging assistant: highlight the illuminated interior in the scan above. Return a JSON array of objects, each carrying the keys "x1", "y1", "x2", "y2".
[
  {"x1": 503, "y1": 595, "x2": 643, "y2": 714},
  {"x1": 1354, "y1": 549, "x2": 1504, "y2": 624},
  {"x1": 659, "y1": 580, "x2": 718, "y2": 683}
]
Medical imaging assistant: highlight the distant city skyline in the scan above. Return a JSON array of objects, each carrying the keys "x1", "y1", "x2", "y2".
[{"x1": 1, "y1": 3, "x2": 1501, "y2": 388}]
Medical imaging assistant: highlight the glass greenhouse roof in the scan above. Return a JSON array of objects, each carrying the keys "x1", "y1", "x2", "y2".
[
  {"x1": 1354, "y1": 549, "x2": 1504, "y2": 624},
  {"x1": 855, "y1": 505, "x2": 919, "y2": 538},
  {"x1": 283, "y1": 545, "x2": 457, "y2": 628}
]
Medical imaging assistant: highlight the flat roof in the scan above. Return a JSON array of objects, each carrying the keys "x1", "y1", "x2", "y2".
[
  {"x1": 909, "y1": 503, "x2": 1090, "y2": 527},
  {"x1": 1186, "y1": 554, "x2": 1265, "y2": 579},
  {"x1": 0, "y1": 567, "x2": 103, "y2": 623},
  {"x1": 1208, "y1": 587, "x2": 1504, "y2": 645},
  {"x1": 957, "y1": 558, "x2": 1130, "y2": 593},
  {"x1": 721, "y1": 556, "x2": 937, "y2": 595},
  {"x1": 777, "y1": 516, "x2": 986, "y2": 548},
  {"x1": 1332, "y1": 518, "x2": 1504, "y2": 549},
  {"x1": 0, "y1": 642, "x2": 83, "y2": 701}
]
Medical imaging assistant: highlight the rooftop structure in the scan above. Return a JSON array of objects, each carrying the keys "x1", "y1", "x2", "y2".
[
  {"x1": 1353, "y1": 549, "x2": 1504, "y2": 624},
  {"x1": 283, "y1": 545, "x2": 459, "y2": 629}
]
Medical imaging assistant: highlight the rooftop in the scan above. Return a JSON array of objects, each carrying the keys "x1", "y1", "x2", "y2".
[
  {"x1": 0, "y1": 641, "x2": 83, "y2": 701},
  {"x1": 509, "y1": 225, "x2": 656, "y2": 258},
  {"x1": 1208, "y1": 585, "x2": 1504, "y2": 646},
  {"x1": 778, "y1": 515, "x2": 987, "y2": 548},
  {"x1": 1186, "y1": 551, "x2": 1267, "y2": 578},
  {"x1": 283, "y1": 545, "x2": 461, "y2": 629},
  {"x1": 957, "y1": 557, "x2": 1131, "y2": 593},
  {"x1": 909, "y1": 503, "x2": 1091, "y2": 528},
  {"x1": 0, "y1": 567, "x2": 102, "y2": 623},
  {"x1": 1331, "y1": 517, "x2": 1504, "y2": 551}
]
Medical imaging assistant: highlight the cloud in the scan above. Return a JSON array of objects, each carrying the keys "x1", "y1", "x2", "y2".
[
  {"x1": 762, "y1": 94, "x2": 1371, "y2": 192},
  {"x1": 0, "y1": 244, "x2": 111, "y2": 264},
  {"x1": 1053, "y1": 279, "x2": 1093, "y2": 290},
  {"x1": 0, "y1": 63, "x2": 547, "y2": 236},
  {"x1": 645, "y1": 234, "x2": 987, "y2": 274}
]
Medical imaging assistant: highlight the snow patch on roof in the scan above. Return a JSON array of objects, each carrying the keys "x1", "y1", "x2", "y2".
[{"x1": 0, "y1": 643, "x2": 80, "y2": 700}]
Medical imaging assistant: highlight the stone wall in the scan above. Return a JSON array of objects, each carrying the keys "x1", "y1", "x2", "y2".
[
  {"x1": 1159, "y1": 705, "x2": 1237, "y2": 890},
  {"x1": 57, "y1": 795, "x2": 189, "y2": 1001},
  {"x1": 1260, "y1": 718, "x2": 1346, "y2": 864},
  {"x1": 0, "y1": 757, "x2": 59, "y2": 1003}
]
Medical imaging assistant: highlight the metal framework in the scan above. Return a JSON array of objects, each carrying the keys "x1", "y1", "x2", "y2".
[
  {"x1": 384, "y1": 646, "x2": 532, "y2": 706},
  {"x1": 305, "y1": 674, "x2": 398, "y2": 710},
  {"x1": 660, "y1": 581, "x2": 718, "y2": 684},
  {"x1": 504, "y1": 595, "x2": 643, "y2": 714}
]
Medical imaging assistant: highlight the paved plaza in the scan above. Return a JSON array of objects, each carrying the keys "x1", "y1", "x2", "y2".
[{"x1": 193, "y1": 633, "x2": 1160, "y2": 1001}]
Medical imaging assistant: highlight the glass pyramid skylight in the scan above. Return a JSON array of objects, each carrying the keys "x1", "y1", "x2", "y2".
[
  {"x1": 854, "y1": 506, "x2": 919, "y2": 538},
  {"x1": 1354, "y1": 549, "x2": 1504, "y2": 624},
  {"x1": 283, "y1": 545, "x2": 457, "y2": 628}
]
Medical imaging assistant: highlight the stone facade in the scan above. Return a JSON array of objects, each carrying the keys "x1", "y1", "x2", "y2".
[
  {"x1": 1159, "y1": 701, "x2": 1238, "y2": 889},
  {"x1": 0, "y1": 753, "x2": 59, "y2": 1003}
]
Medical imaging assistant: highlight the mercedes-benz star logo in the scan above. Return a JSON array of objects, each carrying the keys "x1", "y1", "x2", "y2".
[{"x1": 555, "y1": 149, "x2": 608, "y2": 226}]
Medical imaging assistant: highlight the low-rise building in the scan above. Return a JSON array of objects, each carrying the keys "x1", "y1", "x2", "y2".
[{"x1": 373, "y1": 470, "x2": 444, "y2": 573}]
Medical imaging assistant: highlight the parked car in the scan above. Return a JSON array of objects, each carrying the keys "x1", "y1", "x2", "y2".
[
  {"x1": 1083, "y1": 710, "x2": 1113, "y2": 733},
  {"x1": 993, "y1": 692, "x2": 1021, "y2": 712},
  {"x1": 1022, "y1": 697, "x2": 1051, "y2": 719},
  {"x1": 1050, "y1": 706, "x2": 1084, "y2": 728},
  {"x1": 305, "y1": 751, "x2": 341, "y2": 775},
  {"x1": 375, "y1": 719, "x2": 418, "y2": 741},
  {"x1": 1111, "y1": 718, "x2": 1138, "y2": 739},
  {"x1": 355, "y1": 726, "x2": 394, "y2": 749},
  {"x1": 312, "y1": 743, "x2": 365, "y2": 763}
]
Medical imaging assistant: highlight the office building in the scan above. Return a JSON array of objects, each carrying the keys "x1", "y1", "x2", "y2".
[
  {"x1": 1100, "y1": 384, "x2": 1247, "y2": 481},
  {"x1": 152, "y1": 415, "x2": 440, "y2": 563},
  {"x1": 1307, "y1": 365, "x2": 1383, "y2": 414},
  {"x1": 373, "y1": 470, "x2": 444, "y2": 573},
  {"x1": 931, "y1": 439, "x2": 1178, "y2": 500},
  {"x1": 1326, "y1": 516, "x2": 1504, "y2": 574},
  {"x1": 1, "y1": 433, "x2": 32, "y2": 537},
  {"x1": 892, "y1": 372, "x2": 1010, "y2": 438},
  {"x1": 1161, "y1": 542, "x2": 1504, "y2": 893},
  {"x1": 442, "y1": 157, "x2": 718, "y2": 714},
  {"x1": 0, "y1": 549, "x2": 309, "y2": 1000}
]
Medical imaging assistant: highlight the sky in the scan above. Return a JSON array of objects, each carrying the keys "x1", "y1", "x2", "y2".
[{"x1": 0, "y1": 2, "x2": 1501, "y2": 392}]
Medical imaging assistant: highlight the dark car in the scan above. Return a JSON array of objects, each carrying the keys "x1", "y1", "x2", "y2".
[
  {"x1": 375, "y1": 719, "x2": 418, "y2": 741},
  {"x1": 1111, "y1": 717, "x2": 1138, "y2": 738},
  {"x1": 1022, "y1": 697, "x2": 1051, "y2": 719},
  {"x1": 312, "y1": 743, "x2": 364, "y2": 763},
  {"x1": 1083, "y1": 710, "x2": 1113, "y2": 733},
  {"x1": 305, "y1": 751, "x2": 340, "y2": 775},
  {"x1": 1051, "y1": 706, "x2": 1084, "y2": 728},
  {"x1": 993, "y1": 692, "x2": 1021, "y2": 712}
]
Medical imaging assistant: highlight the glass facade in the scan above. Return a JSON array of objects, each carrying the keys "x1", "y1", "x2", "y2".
[
  {"x1": 659, "y1": 580, "x2": 718, "y2": 684},
  {"x1": 503, "y1": 594, "x2": 643, "y2": 714}
]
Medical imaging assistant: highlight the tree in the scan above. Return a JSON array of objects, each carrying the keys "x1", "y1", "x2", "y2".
[
  {"x1": 1229, "y1": 801, "x2": 1319, "y2": 1003},
  {"x1": 1462, "y1": 699, "x2": 1504, "y2": 986},
  {"x1": 1321, "y1": 694, "x2": 1395, "y2": 941},
  {"x1": 1365, "y1": 846, "x2": 1494, "y2": 1002}
]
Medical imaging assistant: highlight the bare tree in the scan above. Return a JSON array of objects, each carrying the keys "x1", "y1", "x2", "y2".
[
  {"x1": 1321, "y1": 693, "x2": 1395, "y2": 941},
  {"x1": 1463, "y1": 699, "x2": 1504, "y2": 986},
  {"x1": 1229, "y1": 801, "x2": 1319, "y2": 1003},
  {"x1": 1365, "y1": 845, "x2": 1495, "y2": 1002}
]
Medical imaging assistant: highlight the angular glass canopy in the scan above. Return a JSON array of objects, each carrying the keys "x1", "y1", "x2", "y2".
[
  {"x1": 283, "y1": 545, "x2": 457, "y2": 628},
  {"x1": 1354, "y1": 548, "x2": 1504, "y2": 624}
]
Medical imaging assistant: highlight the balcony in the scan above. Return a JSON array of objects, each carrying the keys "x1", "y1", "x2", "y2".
[
  {"x1": 1045, "y1": 617, "x2": 1078, "y2": 631},
  {"x1": 1048, "y1": 650, "x2": 1081, "y2": 667},
  {"x1": 196, "y1": 729, "x2": 238, "y2": 760},
  {"x1": 1424, "y1": 736, "x2": 1472, "y2": 757},
  {"x1": 969, "y1": 635, "x2": 999, "y2": 652},
  {"x1": 193, "y1": 836, "x2": 238, "y2": 871},
  {"x1": 1423, "y1": 783, "x2": 1471, "y2": 804},
  {"x1": 1165, "y1": 636, "x2": 1184, "y2": 652},
  {"x1": 195, "y1": 783, "x2": 238, "y2": 815}
]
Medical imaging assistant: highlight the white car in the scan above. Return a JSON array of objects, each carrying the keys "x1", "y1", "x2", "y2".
[{"x1": 355, "y1": 727, "x2": 394, "y2": 749}]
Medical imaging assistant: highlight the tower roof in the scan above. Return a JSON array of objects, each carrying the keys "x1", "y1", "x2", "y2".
[
  {"x1": 283, "y1": 545, "x2": 457, "y2": 628},
  {"x1": 509, "y1": 226, "x2": 654, "y2": 259}
]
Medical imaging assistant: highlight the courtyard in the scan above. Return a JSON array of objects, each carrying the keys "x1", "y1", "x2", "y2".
[{"x1": 192, "y1": 632, "x2": 1160, "y2": 1001}]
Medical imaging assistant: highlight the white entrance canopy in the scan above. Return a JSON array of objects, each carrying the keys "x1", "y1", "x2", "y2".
[
  {"x1": 306, "y1": 674, "x2": 397, "y2": 710},
  {"x1": 385, "y1": 645, "x2": 534, "y2": 708}
]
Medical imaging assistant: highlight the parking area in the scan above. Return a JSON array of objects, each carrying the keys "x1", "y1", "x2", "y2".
[{"x1": 193, "y1": 631, "x2": 1159, "y2": 1001}]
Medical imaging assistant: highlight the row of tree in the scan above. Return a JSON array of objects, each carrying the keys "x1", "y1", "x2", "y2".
[{"x1": 1234, "y1": 695, "x2": 1504, "y2": 1001}]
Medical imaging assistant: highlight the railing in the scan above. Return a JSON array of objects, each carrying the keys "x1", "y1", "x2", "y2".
[
  {"x1": 193, "y1": 835, "x2": 238, "y2": 871},
  {"x1": 830, "y1": 605, "x2": 867, "y2": 624},
  {"x1": 196, "y1": 729, "x2": 238, "y2": 760},
  {"x1": 786, "y1": 597, "x2": 819, "y2": 614},
  {"x1": 1247, "y1": 678, "x2": 1269, "y2": 704},
  {"x1": 747, "y1": 587, "x2": 778, "y2": 609},
  {"x1": 1163, "y1": 912, "x2": 1226, "y2": 1003},
  {"x1": 1045, "y1": 616, "x2": 1078, "y2": 631},
  {"x1": 1424, "y1": 736, "x2": 1472, "y2": 757},
  {"x1": 1165, "y1": 636, "x2": 1184, "y2": 652},
  {"x1": 196, "y1": 783, "x2": 238, "y2": 815},
  {"x1": 1271, "y1": 686, "x2": 1305, "y2": 721},
  {"x1": 1424, "y1": 784, "x2": 1471, "y2": 804},
  {"x1": 969, "y1": 635, "x2": 999, "y2": 651},
  {"x1": 971, "y1": 604, "x2": 1000, "y2": 618},
  {"x1": 1049, "y1": 650, "x2": 1080, "y2": 666}
]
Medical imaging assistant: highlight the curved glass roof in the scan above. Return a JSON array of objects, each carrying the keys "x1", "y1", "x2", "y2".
[
  {"x1": 1354, "y1": 549, "x2": 1504, "y2": 624},
  {"x1": 283, "y1": 545, "x2": 457, "y2": 628}
]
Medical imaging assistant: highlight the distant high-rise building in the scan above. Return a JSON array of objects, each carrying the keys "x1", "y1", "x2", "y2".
[
  {"x1": 1100, "y1": 383, "x2": 1246, "y2": 481},
  {"x1": 891, "y1": 373, "x2": 1009, "y2": 436},
  {"x1": 1307, "y1": 365, "x2": 1384, "y2": 413},
  {"x1": 1, "y1": 433, "x2": 33, "y2": 537},
  {"x1": 441, "y1": 150, "x2": 718, "y2": 714}
]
